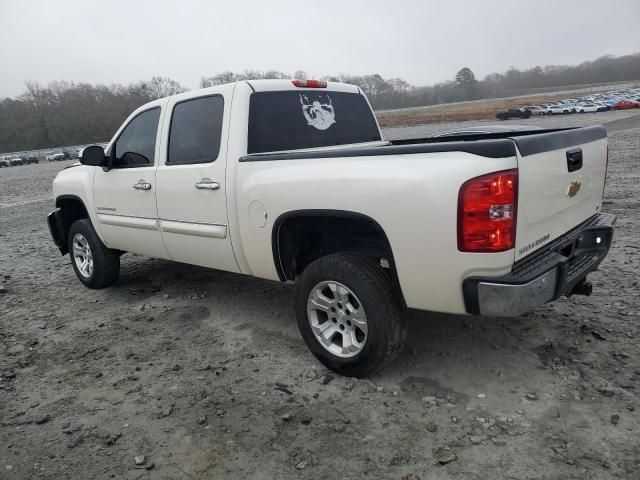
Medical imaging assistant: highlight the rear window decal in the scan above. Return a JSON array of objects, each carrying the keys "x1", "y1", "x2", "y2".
[{"x1": 299, "y1": 94, "x2": 336, "y2": 131}]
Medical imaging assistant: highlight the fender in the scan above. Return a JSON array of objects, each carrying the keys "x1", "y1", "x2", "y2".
[
  {"x1": 50, "y1": 194, "x2": 91, "y2": 255},
  {"x1": 55, "y1": 193, "x2": 88, "y2": 210},
  {"x1": 271, "y1": 209, "x2": 404, "y2": 304}
]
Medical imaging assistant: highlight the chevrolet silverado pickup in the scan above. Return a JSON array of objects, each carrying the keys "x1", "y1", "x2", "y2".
[{"x1": 48, "y1": 79, "x2": 615, "y2": 376}]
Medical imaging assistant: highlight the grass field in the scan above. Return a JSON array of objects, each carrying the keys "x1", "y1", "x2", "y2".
[
  {"x1": 376, "y1": 92, "x2": 579, "y2": 127},
  {"x1": 376, "y1": 80, "x2": 640, "y2": 127}
]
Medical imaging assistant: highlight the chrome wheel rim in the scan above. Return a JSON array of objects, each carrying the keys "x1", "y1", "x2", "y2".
[
  {"x1": 72, "y1": 233, "x2": 93, "y2": 278},
  {"x1": 307, "y1": 281, "x2": 368, "y2": 358}
]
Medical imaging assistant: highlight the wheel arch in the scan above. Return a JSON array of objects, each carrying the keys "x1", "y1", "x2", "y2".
[
  {"x1": 271, "y1": 209, "x2": 405, "y2": 304},
  {"x1": 54, "y1": 194, "x2": 91, "y2": 253}
]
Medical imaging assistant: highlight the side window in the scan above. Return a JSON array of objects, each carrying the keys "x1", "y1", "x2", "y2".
[
  {"x1": 113, "y1": 108, "x2": 161, "y2": 168},
  {"x1": 168, "y1": 95, "x2": 224, "y2": 164}
]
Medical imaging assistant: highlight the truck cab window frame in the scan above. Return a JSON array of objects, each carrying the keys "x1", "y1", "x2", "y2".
[
  {"x1": 166, "y1": 94, "x2": 225, "y2": 165},
  {"x1": 111, "y1": 107, "x2": 161, "y2": 169}
]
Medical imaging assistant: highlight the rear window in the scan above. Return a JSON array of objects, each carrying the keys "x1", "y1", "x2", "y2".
[{"x1": 247, "y1": 91, "x2": 381, "y2": 154}]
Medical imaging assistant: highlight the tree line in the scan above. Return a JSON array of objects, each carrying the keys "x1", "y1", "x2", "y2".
[{"x1": 1, "y1": 53, "x2": 639, "y2": 153}]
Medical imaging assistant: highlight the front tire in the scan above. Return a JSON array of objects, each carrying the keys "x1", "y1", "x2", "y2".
[
  {"x1": 295, "y1": 253, "x2": 407, "y2": 377},
  {"x1": 68, "y1": 219, "x2": 120, "y2": 289}
]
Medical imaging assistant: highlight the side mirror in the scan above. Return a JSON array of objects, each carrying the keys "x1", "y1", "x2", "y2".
[{"x1": 80, "y1": 145, "x2": 107, "y2": 167}]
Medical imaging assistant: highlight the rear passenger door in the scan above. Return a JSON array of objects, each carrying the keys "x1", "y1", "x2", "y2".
[{"x1": 155, "y1": 85, "x2": 239, "y2": 272}]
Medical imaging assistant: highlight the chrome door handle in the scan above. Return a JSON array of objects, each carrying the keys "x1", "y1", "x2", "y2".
[
  {"x1": 133, "y1": 181, "x2": 152, "y2": 191},
  {"x1": 195, "y1": 179, "x2": 220, "y2": 190}
]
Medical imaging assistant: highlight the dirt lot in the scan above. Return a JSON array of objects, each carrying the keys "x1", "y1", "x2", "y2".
[{"x1": 1, "y1": 112, "x2": 639, "y2": 480}]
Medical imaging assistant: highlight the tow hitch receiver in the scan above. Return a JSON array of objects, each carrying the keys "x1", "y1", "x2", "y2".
[{"x1": 569, "y1": 279, "x2": 593, "y2": 297}]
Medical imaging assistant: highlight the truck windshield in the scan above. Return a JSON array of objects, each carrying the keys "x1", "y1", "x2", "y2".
[{"x1": 248, "y1": 90, "x2": 381, "y2": 154}]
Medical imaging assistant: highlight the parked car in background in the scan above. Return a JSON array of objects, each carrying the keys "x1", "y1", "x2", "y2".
[
  {"x1": 576, "y1": 104, "x2": 599, "y2": 113},
  {"x1": 9, "y1": 156, "x2": 25, "y2": 166},
  {"x1": 613, "y1": 100, "x2": 640, "y2": 110},
  {"x1": 545, "y1": 105, "x2": 572, "y2": 115},
  {"x1": 496, "y1": 108, "x2": 531, "y2": 120},
  {"x1": 522, "y1": 105, "x2": 546, "y2": 116},
  {"x1": 26, "y1": 156, "x2": 39, "y2": 164},
  {"x1": 46, "y1": 152, "x2": 65, "y2": 162},
  {"x1": 0, "y1": 157, "x2": 10, "y2": 167},
  {"x1": 559, "y1": 101, "x2": 578, "y2": 113},
  {"x1": 64, "y1": 149, "x2": 80, "y2": 159}
]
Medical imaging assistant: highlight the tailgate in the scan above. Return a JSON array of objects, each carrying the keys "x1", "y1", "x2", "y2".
[{"x1": 511, "y1": 126, "x2": 608, "y2": 261}]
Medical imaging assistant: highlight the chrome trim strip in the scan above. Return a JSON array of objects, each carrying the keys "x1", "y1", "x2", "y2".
[
  {"x1": 97, "y1": 213, "x2": 158, "y2": 231},
  {"x1": 477, "y1": 268, "x2": 558, "y2": 317},
  {"x1": 159, "y1": 220, "x2": 227, "y2": 239}
]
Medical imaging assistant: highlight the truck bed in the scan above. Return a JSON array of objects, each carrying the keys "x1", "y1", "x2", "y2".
[{"x1": 239, "y1": 126, "x2": 606, "y2": 162}]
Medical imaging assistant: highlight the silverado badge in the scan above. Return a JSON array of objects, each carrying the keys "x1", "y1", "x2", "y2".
[{"x1": 567, "y1": 180, "x2": 581, "y2": 198}]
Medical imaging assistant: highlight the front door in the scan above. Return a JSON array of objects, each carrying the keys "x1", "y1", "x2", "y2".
[
  {"x1": 93, "y1": 105, "x2": 170, "y2": 259},
  {"x1": 155, "y1": 86, "x2": 239, "y2": 272}
]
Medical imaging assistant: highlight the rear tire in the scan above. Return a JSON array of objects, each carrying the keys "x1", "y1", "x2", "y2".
[
  {"x1": 295, "y1": 253, "x2": 407, "y2": 377},
  {"x1": 68, "y1": 219, "x2": 120, "y2": 289}
]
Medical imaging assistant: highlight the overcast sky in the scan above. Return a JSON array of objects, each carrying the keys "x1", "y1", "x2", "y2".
[{"x1": 1, "y1": 0, "x2": 639, "y2": 98}]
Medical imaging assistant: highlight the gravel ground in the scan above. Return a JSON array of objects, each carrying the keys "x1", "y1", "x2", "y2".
[{"x1": 1, "y1": 111, "x2": 639, "y2": 479}]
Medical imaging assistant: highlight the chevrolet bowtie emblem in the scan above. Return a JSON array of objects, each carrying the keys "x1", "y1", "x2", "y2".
[{"x1": 567, "y1": 180, "x2": 582, "y2": 198}]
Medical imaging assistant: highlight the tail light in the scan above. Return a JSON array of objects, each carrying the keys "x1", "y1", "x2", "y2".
[
  {"x1": 292, "y1": 79, "x2": 327, "y2": 88},
  {"x1": 458, "y1": 169, "x2": 518, "y2": 252}
]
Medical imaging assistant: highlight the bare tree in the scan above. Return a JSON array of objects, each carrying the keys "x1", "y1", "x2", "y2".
[
  {"x1": 2, "y1": 52, "x2": 639, "y2": 153},
  {"x1": 455, "y1": 67, "x2": 478, "y2": 100},
  {"x1": 455, "y1": 67, "x2": 476, "y2": 85},
  {"x1": 201, "y1": 71, "x2": 236, "y2": 87},
  {"x1": 139, "y1": 77, "x2": 187, "y2": 100}
]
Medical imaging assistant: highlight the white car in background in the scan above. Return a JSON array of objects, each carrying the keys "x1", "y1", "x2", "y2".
[
  {"x1": 46, "y1": 152, "x2": 65, "y2": 162},
  {"x1": 545, "y1": 104, "x2": 572, "y2": 115},
  {"x1": 523, "y1": 105, "x2": 546, "y2": 116},
  {"x1": 576, "y1": 104, "x2": 599, "y2": 113}
]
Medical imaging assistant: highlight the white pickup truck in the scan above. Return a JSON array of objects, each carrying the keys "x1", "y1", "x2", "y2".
[{"x1": 48, "y1": 79, "x2": 615, "y2": 376}]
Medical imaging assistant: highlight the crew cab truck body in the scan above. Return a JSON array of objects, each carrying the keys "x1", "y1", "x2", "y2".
[{"x1": 48, "y1": 79, "x2": 615, "y2": 376}]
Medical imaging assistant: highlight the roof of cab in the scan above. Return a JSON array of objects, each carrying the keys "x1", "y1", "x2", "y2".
[
  {"x1": 245, "y1": 79, "x2": 360, "y2": 94},
  {"x1": 130, "y1": 79, "x2": 363, "y2": 117}
]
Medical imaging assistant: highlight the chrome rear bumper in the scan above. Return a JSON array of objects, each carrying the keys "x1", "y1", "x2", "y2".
[{"x1": 463, "y1": 212, "x2": 616, "y2": 317}]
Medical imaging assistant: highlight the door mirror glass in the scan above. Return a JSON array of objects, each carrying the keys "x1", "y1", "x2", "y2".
[{"x1": 80, "y1": 145, "x2": 107, "y2": 167}]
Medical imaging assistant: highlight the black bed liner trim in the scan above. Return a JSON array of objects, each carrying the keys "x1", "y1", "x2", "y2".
[
  {"x1": 240, "y1": 138, "x2": 517, "y2": 161},
  {"x1": 511, "y1": 125, "x2": 607, "y2": 156},
  {"x1": 239, "y1": 125, "x2": 607, "y2": 162}
]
